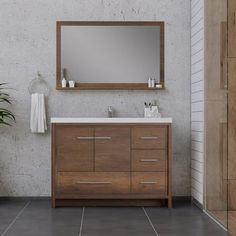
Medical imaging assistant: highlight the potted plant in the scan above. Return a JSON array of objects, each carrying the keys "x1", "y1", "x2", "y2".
[{"x1": 0, "y1": 83, "x2": 15, "y2": 125}]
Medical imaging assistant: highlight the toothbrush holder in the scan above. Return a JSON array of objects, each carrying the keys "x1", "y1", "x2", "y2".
[{"x1": 144, "y1": 106, "x2": 161, "y2": 118}]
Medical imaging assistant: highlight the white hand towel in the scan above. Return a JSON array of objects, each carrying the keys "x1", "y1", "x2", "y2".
[{"x1": 30, "y1": 93, "x2": 47, "y2": 133}]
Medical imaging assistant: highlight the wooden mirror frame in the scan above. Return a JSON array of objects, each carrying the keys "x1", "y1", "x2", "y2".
[{"x1": 56, "y1": 21, "x2": 165, "y2": 90}]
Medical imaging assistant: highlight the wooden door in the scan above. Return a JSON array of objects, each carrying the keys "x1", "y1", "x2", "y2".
[
  {"x1": 94, "y1": 127, "x2": 130, "y2": 171},
  {"x1": 228, "y1": 59, "x2": 236, "y2": 235},
  {"x1": 228, "y1": 0, "x2": 236, "y2": 58},
  {"x1": 228, "y1": 60, "x2": 236, "y2": 179}
]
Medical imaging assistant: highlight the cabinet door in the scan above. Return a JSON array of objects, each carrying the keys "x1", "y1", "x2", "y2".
[
  {"x1": 228, "y1": 0, "x2": 236, "y2": 58},
  {"x1": 55, "y1": 125, "x2": 94, "y2": 171},
  {"x1": 95, "y1": 127, "x2": 130, "y2": 171}
]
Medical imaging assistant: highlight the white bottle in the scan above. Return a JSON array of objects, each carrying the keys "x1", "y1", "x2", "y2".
[
  {"x1": 61, "y1": 78, "x2": 67, "y2": 88},
  {"x1": 148, "y1": 77, "x2": 152, "y2": 88},
  {"x1": 151, "y1": 78, "x2": 155, "y2": 88}
]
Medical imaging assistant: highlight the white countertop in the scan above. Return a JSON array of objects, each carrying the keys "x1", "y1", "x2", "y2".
[{"x1": 51, "y1": 117, "x2": 172, "y2": 124}]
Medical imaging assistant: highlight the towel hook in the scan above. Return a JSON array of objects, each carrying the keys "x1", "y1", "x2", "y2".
[{"x1": 28, "y1": 72, "x2": 50, "y2": 96}]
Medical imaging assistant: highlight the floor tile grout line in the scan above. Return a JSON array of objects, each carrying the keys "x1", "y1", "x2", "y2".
[
  {"x1": 1, "y1": 201, "x2": 31, "y2": 236},
  {"x1": 142, "y1": 207, "x2": 159, "y2": 236},
  {"x1": 79, "y1": 207, "x2": 85, "y2": 236}
]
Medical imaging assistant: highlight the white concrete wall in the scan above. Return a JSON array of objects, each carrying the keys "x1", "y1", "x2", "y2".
[
  {"x1": 0, "y1": 0, "x2": 191, "y2": 196},
  {"x1": 191, "y1": 0, "x2": 204, "y2": 204}
]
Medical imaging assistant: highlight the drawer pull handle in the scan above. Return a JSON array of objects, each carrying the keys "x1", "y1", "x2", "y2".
[
  {"x1": 140, "y1": 181, "x2": 157, "y2": 184},
  {"x1": 94, "y1": 137, "x2": 112, "y2": 140},
  {"x1": 76, "y1": 181, "x2": 112, "y2": 184},
  {"x1": 140, "y1": 159, "x2": 158, "y2": 162},
  {"x1": 77, "y1": 137, "x2": 94, "y2": 140},
  {"x1": 140, "y1": 137, "x2": 158, "y2": 140}
]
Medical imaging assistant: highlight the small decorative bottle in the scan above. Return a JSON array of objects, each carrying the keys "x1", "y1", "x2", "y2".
[
  {"x1": 151, "y1": 78, "x2": 155, "y2": 88},
  {"x1": 148, "y1": 77, "x2": 152, "y2": 88},
  {"x1": 61, "y1": 68, "x2": 67, "y2": 88}
]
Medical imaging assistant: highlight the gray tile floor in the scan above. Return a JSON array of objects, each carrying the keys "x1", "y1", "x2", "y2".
[{"x1": 0, "y1": 199, "x2": 229, "y2": 236}]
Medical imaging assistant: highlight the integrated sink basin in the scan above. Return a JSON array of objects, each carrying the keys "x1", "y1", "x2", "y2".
[{"x1": 51, "y1": 117, "x2": 172, "y2": 123}]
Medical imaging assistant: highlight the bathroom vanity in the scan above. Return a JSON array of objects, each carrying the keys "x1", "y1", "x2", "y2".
[{"x1": 51, "y1": 118, "x2": 172, "y2": 207}]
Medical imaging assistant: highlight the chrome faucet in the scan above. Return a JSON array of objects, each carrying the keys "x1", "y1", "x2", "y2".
[{"x1": 107, "y1": 106, "x2": 113, "y2": 118}]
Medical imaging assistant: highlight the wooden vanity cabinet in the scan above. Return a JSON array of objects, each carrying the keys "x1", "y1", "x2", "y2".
[{"x1": 52, "y1": 123, "x2": 172, "y2": 207}]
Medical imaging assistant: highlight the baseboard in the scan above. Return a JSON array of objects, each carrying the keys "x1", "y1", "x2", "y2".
[
  {"x1": 173, "y1": 196, "x2": 191, "y2": 202},
  {"x1": 0, "y1": 196, "x2": 191, "y2": 202},
  {"x1": 0, "y1": 196, "x2": 191, "y2": 201},
  {"x1": 0, "y1": 196, "x2": 51, "y2": 201}
]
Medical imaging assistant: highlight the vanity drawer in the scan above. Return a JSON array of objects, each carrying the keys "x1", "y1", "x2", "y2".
[
  {"x1": 131, "y1": 172, "x2": 167, "y2": 194},
  {"x1": 56, "y1": 172, "x2": 130, "y2": 196},
  {"x1": 132, "y1": 150, "x2": 166, "y2": 172},
  {"x1": 131, "y1": 127, "x2": 167, "y2": 149}
]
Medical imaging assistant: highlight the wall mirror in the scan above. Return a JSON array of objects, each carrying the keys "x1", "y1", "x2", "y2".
[{"x1": 56, "y1": 21, "x2": 165, "y2": 90}]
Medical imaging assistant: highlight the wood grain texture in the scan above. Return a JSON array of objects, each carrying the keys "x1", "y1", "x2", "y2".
[
  {"x1": 55, "y1": 199, "x2": 165, "y2": 207},
  {"x1": 57, "y1": 149, "x2": 94, "y2": 172},
  {"x1": 228, "y1": 0, "x2": 236, "y2": 58},
  {"x1": 55, "y1": 125, "x2": 93, "y2": 147},
  {"x1": 95, "y1": 127, "x2": 130, "y2": 171},
  {"x1": 220, "y1": 22, "x2": 228, "y2": 89},
  {"x1": 52, "y1": 124, "x2": 172, "y2": 207},
  {"x1": 55, "y1": 125, "x2": 94, "y2": 172},
  {"x1": 228, "y1": 180, "x2": 236, "y2": 210},
  {"x1": 56, "y1": 21, "x2": 165, "y2": 90},
  {"x1": 167, "y1": 124, "x2": 172, "y2": 208},
  {"x1": 220, "y1": 123, "x2": 228, "y2": 181},
  {"x1": 56, "y1": 83, "x2": 165, "y2": 91},
  {"x1": 132, "y1": 127, "x2": 167, "y2": 149},
  {"x1": 131, "y1": 172, "x2": 167, "y2": 194},
  {"x1": 55, "y1": 193, "x2": 168, "y2": 200},
  {"x1": 228, "y1": 59, "x2": 236, "y2": 180},
  {"x1": 204, "y1": 0, "x2": 228, "y2": 224},
  {"x1": 51, "y1": 124, "x2": 56, "y2": 208},
  {"x1": 56, "y1": 172, "x2": 130, "y2": 196},
  {"x1": 228, "y1": 211, "x2": 236, "y2": 235},
  {"x1": 56, "y1": 22, "x2": 61, "y2": 88},
  {"x1": 131, "y1": 150, "x2": 166, "y2": 172}
]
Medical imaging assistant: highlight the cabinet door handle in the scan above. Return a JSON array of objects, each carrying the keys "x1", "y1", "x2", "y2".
[
  {"x1": 94, "y1": 137, "x2": 111, "y2": 140},
  {"x1": 77, "y1": 137, "x2": 94, "y2": 140},
  {"x1": 140, "y1": 136, "x2": 158, "y2": 140},
  {"x1": 140, "y1": 159, "x2": 158, "y2": 162},
  {"x1": 140, "y1": 181, "x2": 157, "y2": 184},
  {"x1": 76, "y1": 181, "x2": 112, "y2": 184}
]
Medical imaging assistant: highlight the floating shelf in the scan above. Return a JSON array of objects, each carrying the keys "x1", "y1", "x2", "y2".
[{"x1": 56, "y1": 83, "x2": 165, "y2": 91}]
